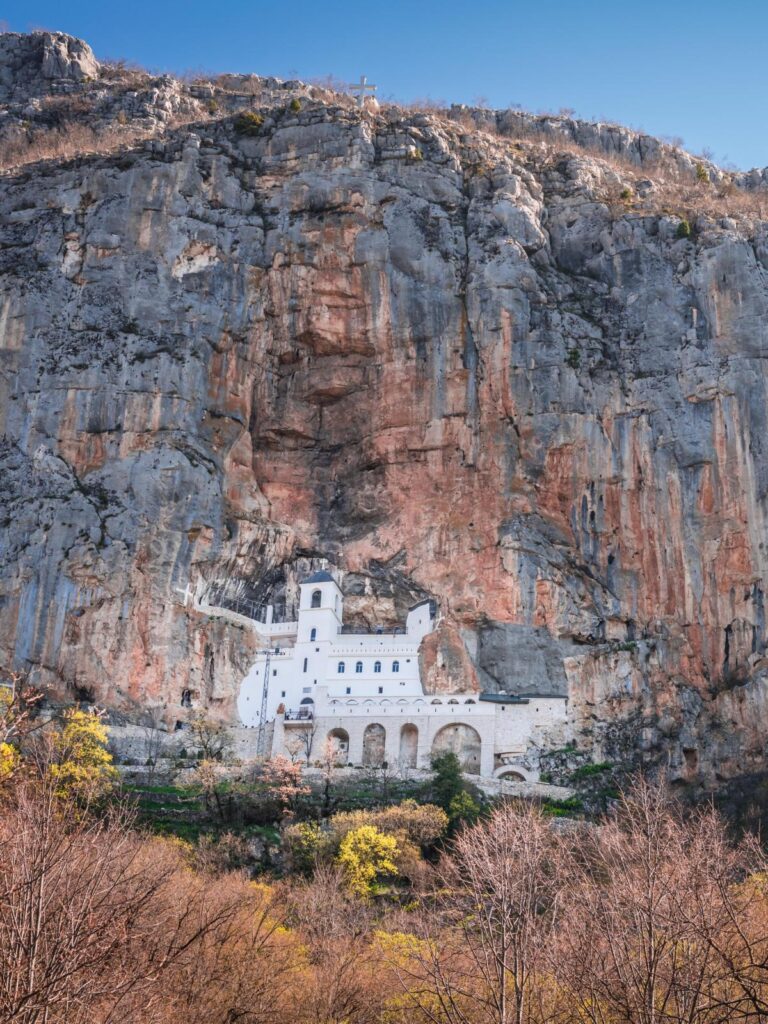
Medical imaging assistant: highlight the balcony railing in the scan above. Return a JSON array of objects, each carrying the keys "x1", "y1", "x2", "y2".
[
  {"x1": 284, "y1": 708, "x2": 314, "y2": 722},
  {"x1": 337, "y1": 625, "x2": 404, "y2": 635}
]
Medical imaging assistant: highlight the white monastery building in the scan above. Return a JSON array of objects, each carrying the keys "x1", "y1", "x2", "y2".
[{"x1": 234, "y1": 572, "x2": 568, "y2": 782}]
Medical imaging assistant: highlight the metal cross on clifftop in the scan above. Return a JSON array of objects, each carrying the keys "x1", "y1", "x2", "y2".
[{"x1": 349, "y1": 75, "x2": 376, "y2": 108}]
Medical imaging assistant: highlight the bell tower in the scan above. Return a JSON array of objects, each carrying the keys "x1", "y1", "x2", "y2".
[{"x1": 297, "y1": 571, "x2": 343, "y2": 643}]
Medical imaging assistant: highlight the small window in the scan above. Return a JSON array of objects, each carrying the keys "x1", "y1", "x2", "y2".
[
  {"x1": 272, "y1": 669, "x2": 277, "y2": 677},
  {"x1": 392, "y1": 660, "x2": 400, "y2": 673},
  {"x1": 310, "y1": 628, "x2": 317, "y2": 641},
  {"x1": 378, "y1": 686, "x2": 383, "y2": 694},
  {"x1": 311, "y1": 590, "x2": 321, "y2": 608},
  {"x1": 303, "y1": 657, "x2": 308, "y2": 672},
  {"x1": 356, "y1": 661, "x2": 363, "y2": 673},
  {"x1": 281, "y1": 691, "x2": 286, "y2": 698},
  {"x1": 338, "y1": 661, "x2": 345, "y2": 674},
  {"x1": 374, "y1": 661, "x2": 381, "y2": 673},
  {"x1": 345, "y1": 686, "x2": 351, "y2": 695}
]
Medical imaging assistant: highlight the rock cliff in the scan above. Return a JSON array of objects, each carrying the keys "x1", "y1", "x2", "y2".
[{"x1": 3, "y1": 31, "x2": 768, "y2": 788}]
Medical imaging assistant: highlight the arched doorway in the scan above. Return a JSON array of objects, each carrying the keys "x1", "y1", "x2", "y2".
[
  {"x1": 399, "y1": 724, "x2": 418, "y2": 769},
  {"x1": 362, "y1": 723, "x2": 386, "y2": 767},
  {"x1": 498, "y1": 769, "x2": 526, "y2": 783},
  {"x1": 327, "y1": 728, "x2": 350, "y2": 764},
  {"x1": 431, "y1": 723, "x2": 482, "y2": 775}
]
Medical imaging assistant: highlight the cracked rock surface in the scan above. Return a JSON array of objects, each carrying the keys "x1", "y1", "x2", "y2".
[{"x1": 3, "y1": 32, "x2": 768, "y2": 787}]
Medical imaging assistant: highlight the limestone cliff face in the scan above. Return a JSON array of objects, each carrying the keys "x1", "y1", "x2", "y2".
[{"x1": 3, "y1": 32, "x2": 768, "y2": 786}]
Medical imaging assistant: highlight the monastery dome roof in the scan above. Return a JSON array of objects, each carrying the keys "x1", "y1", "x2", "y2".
[{"x1": 304, "y1": 570, "x2": 335, "y2": 584}]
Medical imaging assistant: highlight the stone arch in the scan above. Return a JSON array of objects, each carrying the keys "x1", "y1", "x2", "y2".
[
  {"x1": 399, "y1": 724, "x2": 418, "y2": 769},
  {"x1": 431, "y1": 723, "x2": 482, "y2": 775},
  {"x1": 362, "y1": 723, "x2": 386, "y2": 767},
  {"x1": 494, "y1": 765, "x2": 529, "y2": 782},
  {"x1": 327, "y1": 728, "x2": 349, "y2": 763}
]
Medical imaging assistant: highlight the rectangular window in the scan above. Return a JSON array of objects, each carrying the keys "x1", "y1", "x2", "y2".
[
  {"x1": 345, "y1": 687, "x2": 351, "y2": 694},
  {"x1": 272, "y1": 669, "x2": 277, "y2": 677},
  {"x1": 281, "y1": 691, "x2": 286, "y2": 698},
  {"x1": 303, "y1": 657, "x2": 308, "y2": 672},
  {"x1": 302, "y1": 687, "x2": 311, "y2": 693},
  {"x1": 378, "y1": 686, "x2": 383, "y2": 694}
]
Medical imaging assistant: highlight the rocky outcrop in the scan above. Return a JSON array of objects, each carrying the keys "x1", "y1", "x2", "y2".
[
  {"x1": 3, "y1": 32, "x2": 768, "y2": 789},
  {"x1": 0, "y1": 31, "x2": 98, "y2": 102}
]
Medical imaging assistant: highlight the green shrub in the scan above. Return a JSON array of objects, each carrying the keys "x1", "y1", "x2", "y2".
[
  {"x1": 619, "y1": 187, "x2": 633, "y2": 200},
  {"x1": 234, "y1": 111, "x2": 264, "y2": 135},
  {"x1": 448, "y1": 790, "x2": 480, "y2": 827},
  {"x1": 429, "y1": 751, "x2": 464, "y2": 812},
  {"x1": 541, "y1": 796, "x2": 583, "y2": 818},
  {"x1": 676, "y1": 219, "x2": 692, "y2": 239},
  {"x1": 407, "y1": 147, "x2": 424, "y2": 162},
  {"x1": 566, "y1": 347, "x2": 581, "y2": 369},
  {"x1": 695, "y1": 163, "x2": 709, "y2": 184},
  {"x1": 289, "y1": 98, "x2": 301, "y2": 113},
  {"x1": 571, "y1": 761, "x2": 612, "y2": 780},
  {"x1": 283, "y1": 820, "x2": 327, "y2": 875}
]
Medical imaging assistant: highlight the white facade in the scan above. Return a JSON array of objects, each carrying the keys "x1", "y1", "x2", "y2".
[{"x1": 236, "y1": 571, "x2": 568, "y2": 780}]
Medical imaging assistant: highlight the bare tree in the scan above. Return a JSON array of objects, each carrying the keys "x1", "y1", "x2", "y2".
[
  {"x1": 140, "y1": 708, "x2": 167, "y2": 785},
  {"x1": 0, "y1": 780, "x2": 242, "y2": 1024},
  {"x1": 187, "y1": 710, "x2": 232, "y2": 762},
  {"x1": 284, "y1": 864, "x2": 386, "y2": 1024},
  {"x1": 390, "y1": 801, "x2": 568, "y2": 1024},
  {"x1": 557, "y1": 776, "x2": 762, "y2": 1024}
]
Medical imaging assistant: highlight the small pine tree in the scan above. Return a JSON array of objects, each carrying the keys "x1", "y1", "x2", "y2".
[
  {"x1": 429, "y1": 751, "x2": 465, "y2": 812},
  {"x1": 677, "y1": 219, "x2": 692, "y2": 239},
  {"x1": 448, "y1": 790, "x2": 481, "y2": 828}
]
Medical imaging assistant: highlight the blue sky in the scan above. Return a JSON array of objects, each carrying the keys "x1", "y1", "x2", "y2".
[{"x1": 4, "y1": 0, "x2": 767, "y2": 169}]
